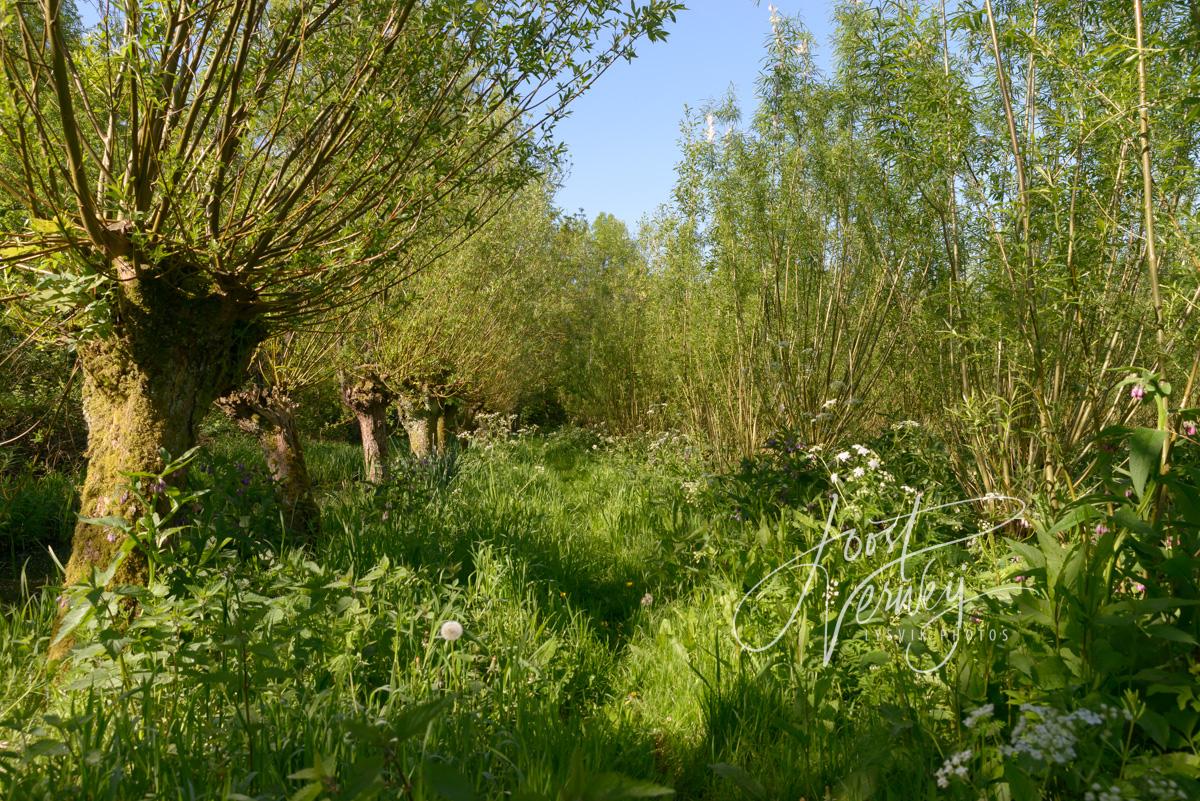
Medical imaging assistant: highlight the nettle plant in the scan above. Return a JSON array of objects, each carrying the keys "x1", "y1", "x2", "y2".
[{"x1": 937, "y1": 369, "x2": 1200, "y2": 798}]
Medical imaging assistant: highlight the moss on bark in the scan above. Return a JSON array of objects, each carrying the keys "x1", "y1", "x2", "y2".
[{"x1": 51, "y1": 269, "x2": 263, "y2": 660}]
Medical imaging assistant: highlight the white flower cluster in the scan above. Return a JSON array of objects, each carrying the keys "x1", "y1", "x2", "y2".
[
  {"x1": 1144, "y1": 775, "x2": 1186, "y2": 801},
  {"x1": 827, "y1": 444, "x2": 891, "y2": 486},
  {"x1": 1084, "y1": 783, "x2": 1123, "y2": 801},
  {"x1": 935, "y1": 749, "x2": 972, "y2": 788},
  {"x1": 963, "y1": 704, "x2": 994, "y2": 729},
  {"x1": 1002, "y1": 704, "x2": 1129, "y2": 766}
]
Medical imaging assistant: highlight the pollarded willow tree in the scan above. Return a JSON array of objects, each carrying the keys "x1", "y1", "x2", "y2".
[
  {"x1": 216, "y1": 326, "x2": 345, "y2": 538},
  {"x1": 0, "y1": 0, "x2": 681, "y2": 597},
  {"x1": 330, "y1": 179, "x2": 564, "y2": 477}
]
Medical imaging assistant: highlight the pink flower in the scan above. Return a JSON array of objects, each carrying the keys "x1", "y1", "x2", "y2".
[
  {"x1": 1185, "y1": 421, "x2": 1197, "y2": 437},
  {"x1": 1093, "y1": 523, "x2": 1109, "y2": 539},
  {"x1": 1130, "y1": 384, "x2": 1145, "y2": 401},
  {"x1": 106, "y1": 532, "x2": 117, "y2": 543},
  {"x1": 1134, "y1": 582, "x2": 1146, "y2": 595},
  {"x1": 1014, "y1": 575, "x2": 1026, "y2": 583}
]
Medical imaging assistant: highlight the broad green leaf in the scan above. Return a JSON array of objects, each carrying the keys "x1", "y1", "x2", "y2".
[{"x1": 1129, "y1": 428, "x2": 1167, "y2": 499}]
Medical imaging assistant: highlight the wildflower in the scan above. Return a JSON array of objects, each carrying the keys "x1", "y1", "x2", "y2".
[
  {"x1": 852, "y1": 444, "x2": 870, "y2": 456},
  {"x1": 1003, "y1": 704, "x2": 1108, "y2": 766},
  {"x1": 1014, "y1": 575, "x2": 1026, "y2": 583},
  {"x1": 105, "y1": 531, "x2": 117, "y2": 543},
  {"x1": 935, "y1": 749, "x2": 972, "y2": 788},
  {"x1": 822, "y1": 398, "x2": 837, "y2": 409},
  {"x1": 1131, "y1": 384, "x2": 1145, "y2": 401},
  {"x1": 963, "y1": 704, "x2": 994, "y2": 728},
  {"x1": 901, "y1": 485, "x2": 916, "y2": 495},
  {"x1": 1094, "y1": 523, "x2": 1109, "y2": 539},
  {"x1": 851, "y1": 467, "x2": 865, "y2": 479},
  {"x1": 1185, "y1": 421, "x2": 1197, "y2": 437},
  {"x1": 439, "y1": 620, "x2": 464, "y2": 642},
  {"x1": 830, "y1": 473, "x2": 841, "y2": 484},
  {"x1": 625, "y1": 580, "x2": 634, "y2": 587},
  {"x1": 640, "y1": 593, "x2": 653, "y2": 608},
  {"x1": 1134, "y1": 582, "x2": 1146, "y2": 595},
  {"x1": 867, "y1": 458, "x2": 880, "y2": 469},
  {"x1": 835, "y1": 451, "x2": 851, "y2": 462},
  {"x1": 57, "y1": 594, "x2": 68, "y2": 610},
  {"x1": 150, "y1": 478, "x2": 168, "y2": 495}
]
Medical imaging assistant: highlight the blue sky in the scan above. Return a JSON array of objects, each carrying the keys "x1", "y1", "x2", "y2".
[{"x1": 553, "y1": 0, "x2": 836, "y2": 229}]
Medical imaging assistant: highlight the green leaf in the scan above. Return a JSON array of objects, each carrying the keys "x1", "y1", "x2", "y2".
[
  {"x1": 424, "y1": 760, "x2": 476, "y2": 801},
  {"x1": 52, "y1": 599, "x2": 93, "y2": 646},
  {"x1": 1144, "y1": 624, "x2": 1198, "y2": 645},
  {"x1": 709, "y1": 763, "x2": 767, "y2": 800},
  {"x1": 289, "y1": 783, "x2": 323, "y2": 801},
  {"x1": 393, "y1": 697, "x2": 450, "y2": 741},
  {"x1": 1129, "y1": 428, "x2": 1167, "y2": 499}
]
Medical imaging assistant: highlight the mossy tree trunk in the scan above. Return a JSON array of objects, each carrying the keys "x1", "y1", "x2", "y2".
[
  {"x1": 401, "y1": 391, "x2": 440, "y2": 458},
  {"x1": 53, "y1": 270, "x2": 263, "y2": 659},
  {"x1": 341, "y1": 372, "x2": 393, "y2": 483},
  {"x1": 435, "y1": 400, "x2": 458, "y2": 453},
  {"x1": 217, "y1": 384, "x2": 319, "y2": 540}
]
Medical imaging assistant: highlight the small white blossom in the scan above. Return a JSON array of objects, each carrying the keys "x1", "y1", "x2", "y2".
[
  {"x1": 835, "y1": 451, "x2": 851, "y2": 462},
  {"x1": 935, "y1": 749, "x2": 972, "y2": 788},
  {"x1": 963, "y1": 704, "x2": 994, "y2": 729}
]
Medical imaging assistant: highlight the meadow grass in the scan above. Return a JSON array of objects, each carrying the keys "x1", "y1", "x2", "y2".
[{"x1": 0, "y1": 430, "x2": 1191, "y2": 800}]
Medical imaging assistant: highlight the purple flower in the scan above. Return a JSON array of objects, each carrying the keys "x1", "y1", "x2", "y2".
[
  {"x1": 1185, "y1": 421, "x2": 1197, "y2": 437},
  {"x1": 150, "y1": 478, "x2": 167, "y2": 495},
  {"x1": 241, "y1": 476, "x2": 251, "y2": 486},
  {"x1": 1130, "y1": 384, "x2": 1145, "y2": 401},
  {"x1": 1125, "y1": 489, "x2": 1134, "y2": 498},
  {"x1": 57, "y1": 594, "x2": 68, "y2": 610},
  {"x1": 105, "y1": 531, "x2": 117, "y2": 543},
  {"x1": 1094, "y1": 523, "x2": 1109, "y2": 539}
]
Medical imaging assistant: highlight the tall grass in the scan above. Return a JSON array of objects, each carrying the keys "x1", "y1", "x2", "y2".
[{"x1": 1, "y1": 428, "x2": 1195, "y2": 799}]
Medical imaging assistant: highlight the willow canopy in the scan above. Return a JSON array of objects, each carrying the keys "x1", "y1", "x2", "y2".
[{"x1": 0, "y1": 0, "x2": 679, "y2": 615}]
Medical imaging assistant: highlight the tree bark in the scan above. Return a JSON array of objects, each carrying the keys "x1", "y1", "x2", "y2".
[
  {"x1": 53, "y1": 272, "x2": 262, "y2": 660},
  {"x1": 400, "y1": 391, "x2": 440, "y2": 458},
  {"x1": 341, "y1": 372, "x2": 393, "y2": 483},
  {"x1": 216, "y1": 384, "x2": 319, "y2": 540}
]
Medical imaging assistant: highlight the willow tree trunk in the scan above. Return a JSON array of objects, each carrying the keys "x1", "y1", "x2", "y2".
[
  {"x1": 401, "y1": 391, "x2": 440, "y2": 458},
  {"x1": 53, "y1": 272, "x2": 262, "y2": 660},
  {"x1": 217, "y1": 385, "x2": 319, "y2": 540},
  {"x1": 341, "y1": 373, "x2": 393, "y2": 483}
]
